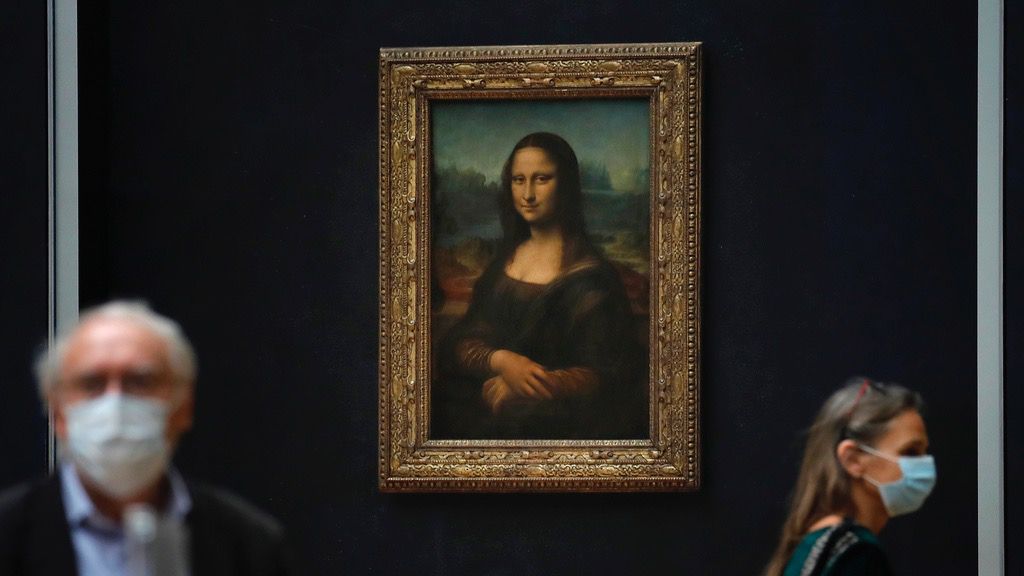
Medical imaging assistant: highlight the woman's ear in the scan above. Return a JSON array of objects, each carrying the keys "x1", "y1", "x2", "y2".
[{"x1": 836, "y1": 439, "x2": 865, "y2": 478}]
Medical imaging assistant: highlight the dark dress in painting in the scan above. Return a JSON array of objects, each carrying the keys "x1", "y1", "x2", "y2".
[{"x1": 433, "y1": 254, "x2": 648, "y2": 440}]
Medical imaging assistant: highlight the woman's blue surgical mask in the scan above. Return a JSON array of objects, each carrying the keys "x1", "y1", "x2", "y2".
[{"x1": 858, "y1": 443, "x2": 936, "y2": 517}]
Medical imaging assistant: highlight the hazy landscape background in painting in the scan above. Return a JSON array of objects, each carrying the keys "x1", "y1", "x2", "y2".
[{"x1": 430, "y1": 99, "x2": 651, "y2": 326}]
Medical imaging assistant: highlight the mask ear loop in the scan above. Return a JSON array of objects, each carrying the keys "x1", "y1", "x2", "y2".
[
  {"x1": 856, "y1": 442, "x2": 910, "y2": 497},
  {"x1": 857, "y1": 442, "x2": 898, "y2": 464}
]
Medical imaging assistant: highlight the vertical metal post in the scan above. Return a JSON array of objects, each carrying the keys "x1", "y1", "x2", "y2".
[
  {"x1": 977, "y1": 0, "x2": 1004, "y2": 574},
  {"x1": 48, "y1": 0, "x2": 80, "y2": 471}
]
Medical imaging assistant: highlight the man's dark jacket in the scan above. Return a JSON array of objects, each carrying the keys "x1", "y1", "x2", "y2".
[{"x1": 0, "y1": 474, "x2": 288, "y2": 576}]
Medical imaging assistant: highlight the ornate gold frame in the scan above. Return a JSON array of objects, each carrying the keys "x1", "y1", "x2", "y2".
[{"x1": 379, "y1": 42, "x2": 702, "y2": 492}]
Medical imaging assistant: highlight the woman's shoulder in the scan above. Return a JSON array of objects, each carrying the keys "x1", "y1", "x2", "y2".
[
  {"x1": 556, "y1": 255, "x2": 620, "y2": 286},
  {"x1": 784, "y1": 522, "x2": 889, "y2": 576}
]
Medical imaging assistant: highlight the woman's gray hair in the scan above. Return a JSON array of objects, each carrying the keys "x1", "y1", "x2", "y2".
[
  {"x1": 35, "y1": 300, "x2": 197, "y2": 399},
  {"x1": 763, "y1": 377, "x2": 924, "y2": 575}
]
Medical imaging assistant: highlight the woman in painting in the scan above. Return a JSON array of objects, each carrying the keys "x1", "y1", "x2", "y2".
[
  {"x1": 764, "y1": 378, "x2": 936, "y2": 575},
  {"x1": 434, "y1": 132, "x2": 647, "y2": 440}
]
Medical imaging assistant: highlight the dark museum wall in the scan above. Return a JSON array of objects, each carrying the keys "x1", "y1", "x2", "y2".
[
  {"x1": 1, "y1": 0, "x2": 51, "y2": 489},
  {"x1": 1004, "y1": 0, "x2": 1022, "y2": 573},
  {"x1": 4, "y1": 0, "x2": 1015, "y2": 574}
]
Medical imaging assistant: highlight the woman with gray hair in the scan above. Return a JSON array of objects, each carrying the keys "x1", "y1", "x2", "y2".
[{"x1": 764, "y1": 377, "x2": 936, "y2": 576}]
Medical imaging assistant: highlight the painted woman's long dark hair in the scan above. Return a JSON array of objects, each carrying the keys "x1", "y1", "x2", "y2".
[{"x1": 497, "y1": 132, "x2": 596, "y2": 269}]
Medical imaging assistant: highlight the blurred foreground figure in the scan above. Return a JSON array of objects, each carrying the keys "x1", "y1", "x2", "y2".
[
  {"x1": 0, "y1": 301, "x2": 288, "y2": 575},
  {"x1": 764, "y1": 377, "x2": 936, "y2": 576}
]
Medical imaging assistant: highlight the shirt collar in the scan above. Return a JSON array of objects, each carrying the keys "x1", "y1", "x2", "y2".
[{"x1": 60, "y1": 461, "x2": 193, "y2": 529}]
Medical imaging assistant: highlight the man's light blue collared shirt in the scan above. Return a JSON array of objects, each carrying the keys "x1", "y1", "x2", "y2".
[{"x1": 60, "y1": 462, "x2": 192, "y2": 576}]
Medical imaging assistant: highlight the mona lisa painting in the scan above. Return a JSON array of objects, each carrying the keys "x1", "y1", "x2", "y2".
[
  {"x1": 431, "y1": 105, "x2": 651, "y2": 441},
  {"x1": 379, "y1": 43, "x2": 702, "y2": 492}
]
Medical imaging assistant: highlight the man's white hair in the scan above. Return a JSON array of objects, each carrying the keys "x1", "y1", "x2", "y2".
[{"x1": 35, "y1": 300, "x2": 197, "y2": 399}]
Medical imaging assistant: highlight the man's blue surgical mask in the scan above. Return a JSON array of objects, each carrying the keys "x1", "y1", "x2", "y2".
[
  {"x1": 858, "y1": 443, "x2": 936, "y2": 517},
  {"x1": 65, "y1": 393, "x2": 171, "y2": 499}
]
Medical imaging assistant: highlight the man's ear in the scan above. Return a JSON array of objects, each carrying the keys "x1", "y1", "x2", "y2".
[
  {"x1": 169, "y1": 385, "x2": 195, "y2": 438},
  {"x1": 836, "y1": 439, "x2": 865, "y2": 478}
]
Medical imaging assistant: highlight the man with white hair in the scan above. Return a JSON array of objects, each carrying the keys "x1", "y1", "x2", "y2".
[{"x1": 0, "y1": 301, "x2": 288, "y2": 575}]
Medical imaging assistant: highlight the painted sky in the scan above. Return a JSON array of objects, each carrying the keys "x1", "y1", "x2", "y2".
[{"x1": 431, "y1": 99, "x2": 649, "y2": 192}]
